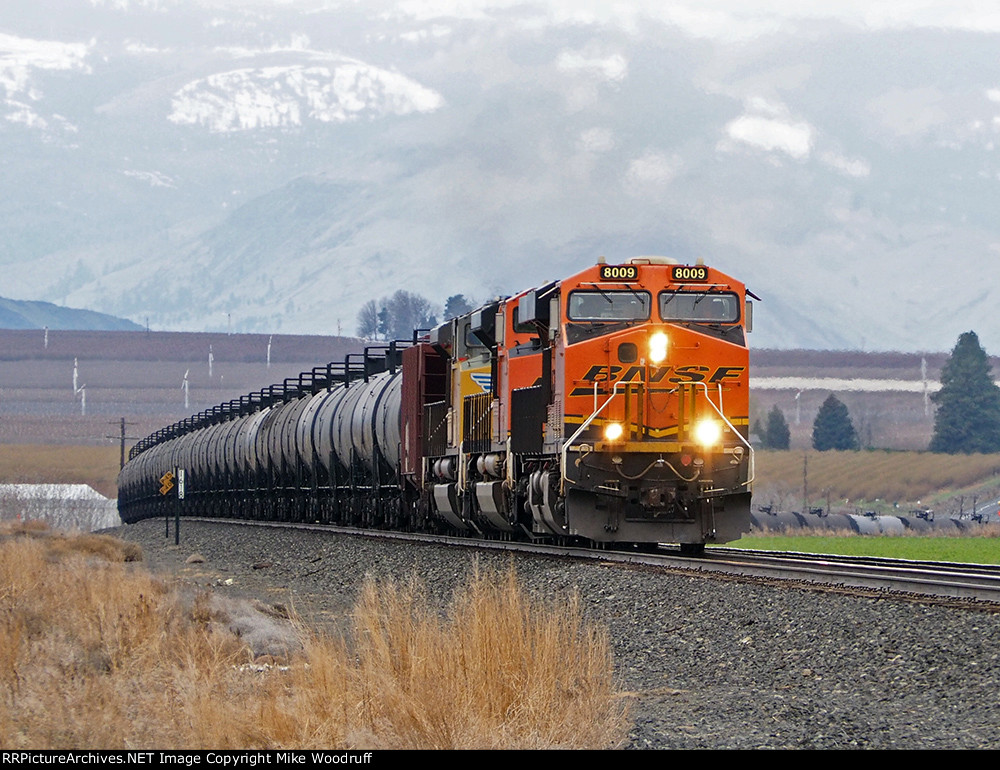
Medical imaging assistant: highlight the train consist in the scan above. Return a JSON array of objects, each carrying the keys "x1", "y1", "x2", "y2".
[{"x1": 118, "y1": 258, "x2": 756, "y2": 551}]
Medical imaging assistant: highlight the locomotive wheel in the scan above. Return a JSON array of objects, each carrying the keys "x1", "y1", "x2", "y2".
[{"x1": 679, "y1": 542, "x2": 706, "y2": 556}]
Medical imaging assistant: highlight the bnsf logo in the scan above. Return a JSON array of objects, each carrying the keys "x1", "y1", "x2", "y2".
[{"x1": 573, "y1": 364, "x2": 745, "y2": 391}]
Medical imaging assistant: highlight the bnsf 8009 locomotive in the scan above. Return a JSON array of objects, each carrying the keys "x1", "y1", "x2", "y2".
[{"x1": 118, "y1": 257, "x2": 755, "y2": 552}]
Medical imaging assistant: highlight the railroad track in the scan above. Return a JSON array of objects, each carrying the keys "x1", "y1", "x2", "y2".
[
  {"x1": 702, "y1": 547, "x2": 1000, "y2": 604},
  {"x1": 177, "y1": 517, "x2": 1000, "y2": 606}
]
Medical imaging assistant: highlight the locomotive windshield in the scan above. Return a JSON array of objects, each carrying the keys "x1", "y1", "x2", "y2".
[
  {"x1": 567, "y1": 290, "x2": 651, "y2": 322},
  {"x1": 659, "y1": 291, "x2": 739, "y2": 323}
]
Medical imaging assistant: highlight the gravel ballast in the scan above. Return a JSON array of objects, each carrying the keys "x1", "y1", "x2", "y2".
[{"x1": 110, "y1": 519, "x2": 1000, "y2": 750}]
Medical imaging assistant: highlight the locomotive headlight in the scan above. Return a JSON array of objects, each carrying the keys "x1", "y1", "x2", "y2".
[
  {"x1": 694, "y1": 418, "x2": 722, "y2": 447},
  {"x1": 648, "y1": 331, "x2": 669, "y2": 364},
  {"x1": 604, "y1": 422, "x2": 625, "y2": 442}
]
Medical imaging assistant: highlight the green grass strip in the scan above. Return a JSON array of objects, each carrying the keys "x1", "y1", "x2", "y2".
[{"x1": 725, "y1": 535, "x2": 1000, "y2": 564}]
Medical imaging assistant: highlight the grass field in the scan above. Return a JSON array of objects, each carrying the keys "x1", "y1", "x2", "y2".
[
  {"x1": 0, "y1": 522, "x2": 627, "y2": 750},
  {"x1": 0, "y1": 444, "x2": 121, "y2": 498},
  {"x1": 754, "y1": 449, "x2": 1000, "y2": 516},
  {"x1": 729, "y1": 528, "x2": 1000, "y2": 563}
]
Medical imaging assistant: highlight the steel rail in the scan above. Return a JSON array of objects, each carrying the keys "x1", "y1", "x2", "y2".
[
  {"x1": 177, "y1": 518, "x2": 1000, "y2": 604},
  {"x1": 704, "y1": 547, "x2": 1000, "y2": 602}
]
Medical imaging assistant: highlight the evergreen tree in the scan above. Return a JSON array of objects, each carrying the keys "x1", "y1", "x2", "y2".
[
  {"x1": 812, "y1": 394, "x2": 858, "y2": 451},
  {"x1": 376, "y1": 306, "x2": 389, "y2": 340},
  {"x1": 444, "y1": 294, "x2": 474, "y2": 320},
  {"x1": 764, "y1": 405, "x2": 791, "y2": 450},
  {"x1": 929, "y1": 331, "x2": 1000, "y2": 453}
]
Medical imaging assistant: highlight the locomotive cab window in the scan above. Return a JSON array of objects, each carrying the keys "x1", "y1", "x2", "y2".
[
  {"x1": 567, "y1": 290, "x2": 651, "y2": 322},
  {"x1": 659, "y1": 291, "x2": 739, "y2": 323},
  {"x1": 464, "y1": 323, "x2": 489, "y2": 350},
  {"x1": 461, "y1": 322, "x2": 492, "y2": 364}
]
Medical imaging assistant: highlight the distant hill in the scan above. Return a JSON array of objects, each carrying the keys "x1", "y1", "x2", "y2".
[
  {"x1": 0, "y1": 297, "x2": 143, "y2": 332},
  {"x1": 5, "y1": 2, "x2": 1000, "y2": 352}
]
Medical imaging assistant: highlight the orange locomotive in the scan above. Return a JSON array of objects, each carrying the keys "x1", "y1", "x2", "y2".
[{"x1": 404, "y1": 256, "x2": 755, "y2": 551}]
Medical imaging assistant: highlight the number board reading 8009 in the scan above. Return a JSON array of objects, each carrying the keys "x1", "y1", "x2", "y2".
[
  {"x1": 599, "y1": 264, "x2": 639, "y2": 281},
  {"x1": 672, "y1": 265, "x2": 709, "y2": 282}
]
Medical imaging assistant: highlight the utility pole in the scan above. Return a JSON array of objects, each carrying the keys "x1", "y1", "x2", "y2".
[
  {"x1": 803, "y1": 453, "x2": 808, "y2": 514},
  {"x1": 922, "y1": 357, "x2": 929, "y2": 417},
  {"x1": 106, "y1": 418, "x2": 140, "y2": 469}
]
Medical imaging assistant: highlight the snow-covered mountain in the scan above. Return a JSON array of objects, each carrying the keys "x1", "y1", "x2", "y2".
[{"x1": 4, "y1": 0, "x2": 1000, "y2": 353}]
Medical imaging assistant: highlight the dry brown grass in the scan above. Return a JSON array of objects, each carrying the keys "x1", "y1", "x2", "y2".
[
  {"x1": 756, "y1": 449, "x2": 1000, "y2": 507},
  {"x1": 0, "y1": 522, "x2": 627, "y2": 750},
  {"x1": 0, "y1": 444, "x2": 122, "y2": 498}
]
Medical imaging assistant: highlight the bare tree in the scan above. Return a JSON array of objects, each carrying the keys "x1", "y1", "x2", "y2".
[
  {"x1": 386, "y1": 290, "x2": 435, "y2": 340},
  {"x1": 356, "y1": 299, "x2": 380, "y2": 340},
  {"x1": 357, "y1": 291, "x2": 438, "y2": 341}
]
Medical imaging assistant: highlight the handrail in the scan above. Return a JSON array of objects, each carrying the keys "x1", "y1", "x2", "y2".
[
  {"x1": 561, "y1": 379, "x2": 754, "y2": 492},
  {"x1": 560, "y1": 381, "x2": 624, "y2": 493},
  {"x1": 695, "y1": 381, "x2": 755, "y2": 488}
]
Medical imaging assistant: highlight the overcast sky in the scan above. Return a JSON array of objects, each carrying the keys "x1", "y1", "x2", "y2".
[
  {"x1": 77, "y1": 1, "x2": 1000, "y2": 38},
  {"x1": 283, "y1": 1, "x2": 1000, "y2": 36}
]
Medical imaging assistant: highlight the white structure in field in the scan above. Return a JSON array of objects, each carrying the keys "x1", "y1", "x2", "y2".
[{"x1": 0, "y1": 484, "x2": 120, "y2": 531}]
